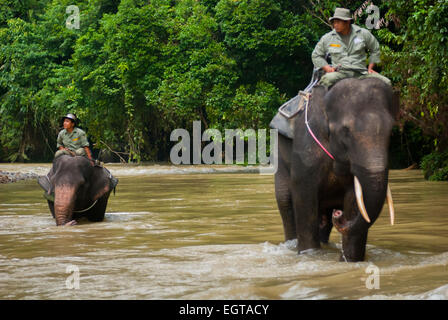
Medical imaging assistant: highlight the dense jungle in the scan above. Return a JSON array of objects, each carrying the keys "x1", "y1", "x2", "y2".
[{"x1": 0, "y1": 0, "x2": 447, "y2": 180}]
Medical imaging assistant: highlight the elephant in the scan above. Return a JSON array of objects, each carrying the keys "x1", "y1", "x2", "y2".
[
  {"x1": 274, "y1": 77, "x2": 398, "y2": 262},
  {"x1": 38, "y1": 155, "x2": 118, "y2": 226}
]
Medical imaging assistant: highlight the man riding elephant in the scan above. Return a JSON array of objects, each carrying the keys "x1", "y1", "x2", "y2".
[
  {"x1": 55, "y1": 113, "x2": 93, "y2": 163},
  {"x1": 39, "y1": 113, "x2": 117, "y2": 226},
  {"x1": 312, "y1": 7, "x2": 391, "y2": 88},
  {"x1": 270, "y1": 8, "x2": 399, "y2": 262}
]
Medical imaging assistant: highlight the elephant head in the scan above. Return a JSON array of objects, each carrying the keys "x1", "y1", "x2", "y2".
[
  {"x1": 325, "y1": 77, "x2": 399, "y2": 261},
  {"x1": 42, "y1": 155, "x2": 116, "y2": 226}
]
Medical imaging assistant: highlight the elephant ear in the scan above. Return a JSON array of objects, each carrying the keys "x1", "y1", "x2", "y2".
[
  {"x1": 38, "y1": 166, "x2": 56, "y2": 202},
  {"x1": 89, "y1": 166, "x2": 118, "y2": 201}
]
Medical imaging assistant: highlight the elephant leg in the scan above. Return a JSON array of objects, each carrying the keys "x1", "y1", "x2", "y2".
[
  {"x1": 341, "y1": 231, "x2": 368, "y2": 262},
  {"x1": 275, "y1": 184, "x2": 297, "y2": 241},
  {"x1": 319, "y1": 208, "x2": 334, "y2": 244},
  {"x1": 275, "y1": 168, "x2": 295, "y2": 241},
  {"x1": 291, "y1": 183, "x2": 321, "y2": 253},
  {"x1": 86, "y1": 194, "x2": 109, "y2": 222},
  {"x1": 338, "y1": 190, "x2": 369, "y2": 262}
]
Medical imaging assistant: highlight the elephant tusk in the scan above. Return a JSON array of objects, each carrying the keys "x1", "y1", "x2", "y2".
[
  {"x1": 387, "y1": 184, "x2": 395, "y2": 225},
  {"x1": 354, "y1": 176, "x2": 371, "y2": 223}
]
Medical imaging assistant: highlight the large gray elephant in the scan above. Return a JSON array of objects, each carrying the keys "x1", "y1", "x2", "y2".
[
  {"x1": 274, "y1": 78, "x2": 398, "y2": 262},
  {"x1": 38, "y1": 155, "x2": 118, "y2": 226}
]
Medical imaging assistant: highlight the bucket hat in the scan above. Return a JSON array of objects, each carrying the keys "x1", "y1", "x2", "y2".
[
  {"x1": 329, "y1": 8, "x2": 354, "y2": 22},
  {"x1": 60, "y1": 113, "x2": 80, "y2": 127}
]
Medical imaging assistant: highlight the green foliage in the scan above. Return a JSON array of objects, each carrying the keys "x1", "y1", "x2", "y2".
[
  {"x1": 0, "y1": 16, "x2": 52, "y2": 161},
  {"x1": 378, "y1": 0, "x2": 448, "y2": 150},
  {"x1": 1, "y1": 0, "x2": 321, "y2": 163},
  {"x1": 388, "y1": 122, "x2": 433, "y2": 169},
  {"x1": 421, "y1": 150, "x2": 448, "y2": 181},
  {"x1": 215, "y1": 0, "x2": 315, "y2": 95},
  {"x1": 0, "y1": 0, "x2": 446, "y2": 171}
]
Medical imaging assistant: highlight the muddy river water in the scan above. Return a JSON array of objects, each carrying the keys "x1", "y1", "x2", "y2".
[{"x1": 0, "y1": 164, "x2": 447, "y2": 299}]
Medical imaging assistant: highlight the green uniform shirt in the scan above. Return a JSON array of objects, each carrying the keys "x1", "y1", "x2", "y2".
[
  {"x1": 56, "y1": 127, "x2": 89, "y2": 151},
  {"x1": 311, "y1": 24, "x2": 381, "y2": 73}
]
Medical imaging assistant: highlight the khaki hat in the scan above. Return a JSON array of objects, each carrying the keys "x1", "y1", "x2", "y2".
[
  {"x1": 61, "y1": 113, "x2": 80, "y2": 126},
  {"x1": 329, "y1": 8, "x2": 353, "y2": 22}
]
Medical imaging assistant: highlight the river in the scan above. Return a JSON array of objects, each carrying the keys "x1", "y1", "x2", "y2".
[{"x1": 0, "y1": 164, "x2": 447, "y2": 299}]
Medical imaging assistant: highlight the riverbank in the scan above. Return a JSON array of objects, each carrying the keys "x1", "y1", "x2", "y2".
[
  {"x1": 0, "y1": 170, "x2": 39, "y2": 184},
  {"x1": 0, "y1": 163, "x2": 264, "y2": 184},
  {"x1": 0, "y1": 163, "x2": 49, "y2": 184},
  {"x1": 0, "y1": 162, "x2": 423, "y2": 184}
]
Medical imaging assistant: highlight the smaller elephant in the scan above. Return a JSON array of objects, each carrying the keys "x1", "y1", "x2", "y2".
[{"x1": 38, "y1": 155, "x2": 118, "y2": 226}]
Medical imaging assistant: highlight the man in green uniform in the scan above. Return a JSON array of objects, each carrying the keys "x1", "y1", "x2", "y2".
[
  {"x1": 312, "y1": 7, "x2": 391, "y2": 88},
  {"x1": 55, "y1": 113, "x2": 93, "y2": 162}
]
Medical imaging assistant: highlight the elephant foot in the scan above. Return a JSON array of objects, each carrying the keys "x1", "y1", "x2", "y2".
[{"x1": 64, "y1": 220, "x2": 77, "y2": 226}]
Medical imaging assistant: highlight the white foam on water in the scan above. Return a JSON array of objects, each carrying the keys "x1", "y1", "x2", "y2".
[
  {"x1": 104, "y1": 165, "x2": 260, "y2": 177},
  {"x1": 262, "y1": 241, "x2": 295, "y2": 255},
  {"x1": 0, "y1": 163, "x2": 264, "y2": 184},
  {"x1": 0, "y1": 203, "x2": 38, "y2": 206},
  {"x1": 0, "y1": 164, "x2": 51, "y2": 176},
  {"x1": 280, "y1": 283, "x2": 328, "y2": 300},
  {"x1": 361, "y1": 284, "x2": 448, "y2": 300},
  {"x1": 0, "y1": 214, "x2": 54, "y2": 235},
  {"x1": 103, "y1": 211, "x2": 155, "y2": 222},
  {"x1": 372, "y1": 251, "x2": 448, "y2": 274},
  {"x1": 420, "y1": 284, "x2": 448, "y2": 300},
  {"x1": 2, "y1": 237, "x2": 446, "y2": 299},
  {"x1": 106, "y1": 211, "x2": 153, "y2": 216}
]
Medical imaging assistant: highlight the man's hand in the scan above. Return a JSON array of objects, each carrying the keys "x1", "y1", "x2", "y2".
[
  {"x1": 368, "y1": 63, "x2": 377, "y2": 74},
  {"x1": 322, "y1": 65, "x2": 336, "y2": 73},
  {"x1": 84, "y1": 147, "x2": 94, "y2": 166},
  {"x1": 61, "y1": 147, "x2": 75, "y2": 156}
]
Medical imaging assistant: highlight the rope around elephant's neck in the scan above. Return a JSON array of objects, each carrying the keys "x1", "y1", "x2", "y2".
[
  {"x1": 73, "y1": 199, "x2": 98, "y2": 213},
  {"x1": 304, "y1": 93, "x2": 335, "y2": 160}
]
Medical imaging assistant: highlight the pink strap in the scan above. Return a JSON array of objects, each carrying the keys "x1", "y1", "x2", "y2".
[
  {"x1": 306, "y1": 123, "x2": 335, "y2": 160},
  {"x1": 304, "y1": 94, "x2": 335, "y2": 160}
]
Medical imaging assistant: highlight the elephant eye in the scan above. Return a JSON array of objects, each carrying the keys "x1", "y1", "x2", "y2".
[{"x1": 342, "y1": 126, "x2": 350, "y2": 136}]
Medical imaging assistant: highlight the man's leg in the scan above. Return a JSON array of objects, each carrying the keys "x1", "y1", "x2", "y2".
[
  {"x1": 54, "y1": 149, "x2": 71, "y2": 158},
  {"x1": 74, "y1": 148, "x2": 87, "y2": 156},
  {"x1": 318, "y1": 71, "x2": 353, "y2": 88},
  {"x1": 359, "y1": 72, "x2": 392, "y2": 86}
]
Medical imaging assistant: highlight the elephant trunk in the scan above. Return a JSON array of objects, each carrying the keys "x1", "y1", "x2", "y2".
[
  {"x1": 353, "y1": 169, "x2": 390, "y2": 226},
  {"x1": 333, "y1": 169, "x2": 392, "y2": 262},
  {"x1": 354, "y1": 176, "x2": 395, "y2": 225},
  {"x1": 54, "y1": 185, "x2": 77, "y2": 226}
]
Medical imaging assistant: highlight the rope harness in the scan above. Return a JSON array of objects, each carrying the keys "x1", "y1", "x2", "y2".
[
  {"x1": 296, "y1": 66, "x2": 336, "y2": 160},
  {"x1": 303, "y1": 92, "x2": 335, "y2": 160}
]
